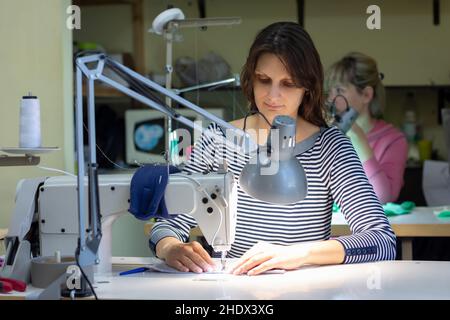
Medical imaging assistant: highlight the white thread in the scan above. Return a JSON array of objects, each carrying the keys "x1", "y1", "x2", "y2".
[
  {"x1": 55, "y1": 250, "x2": 61, "y2": 263},
  {"x1": 82, "y1": 122, "x2": 128, "y2": 170},
  {"x1": 19, "y1": 93, "x2": 41, "y2": 148},
  {"x1": 36, "y1": 165, "x2": 76, "y2": 178}
]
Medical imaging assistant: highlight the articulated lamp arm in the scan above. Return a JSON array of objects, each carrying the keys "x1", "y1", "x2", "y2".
[
  {"x1": 74, "y1": 53, "x2": 308, "y2": 271},
  {"x1": 74, "y1": 53, "x2": 251, "y2": 267}
]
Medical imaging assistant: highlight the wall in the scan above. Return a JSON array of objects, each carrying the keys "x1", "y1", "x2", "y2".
[
  {"x1": 0, "y1": 0, "x2": 74, "y2": 254},
  {"x1": 305, "y1": 0, "x2": 450, "y2": 86},
  {"x1": 74, "y1": 0, "x2": 450, "y2": 85},
  {"x1": 144, "y1": 0, "x2": 298, "y2": 86},
  {"x1": 73, "y1": 0, "x2": 299, "y2": 85},
  {"x1": 73, "y1": 4, "x2": 133, "y2": 54}
]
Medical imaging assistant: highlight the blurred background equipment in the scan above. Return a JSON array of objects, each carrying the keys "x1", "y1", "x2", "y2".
[
  {"x1": 149, "y1": 7, "x2": 241, "y2": 155},
  {"x1": 125, "y1": 108, "x2": 223, "y2": 165},
  {"x1": 175, "y1": 52, "x2": 232, "y2": 87},
  {"x1": 327, "y1": 94, "x2": 359, "y2": 133},
  {"x1": 422, "y1": 108, "x2": 450, "y2": 206}
]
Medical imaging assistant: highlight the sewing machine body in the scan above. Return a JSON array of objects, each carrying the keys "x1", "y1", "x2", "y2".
[{"x1": 1, "y1": 172, "x2": 237, "y2": 279}]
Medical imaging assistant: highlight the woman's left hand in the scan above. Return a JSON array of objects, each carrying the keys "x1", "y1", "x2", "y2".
[{"x1": 228, "y1": 241, "x2": 311, "y2": 276}]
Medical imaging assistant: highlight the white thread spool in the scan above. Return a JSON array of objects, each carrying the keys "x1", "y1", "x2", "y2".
[
  {"x1": 55, "y1": 250, "x2": 61, "y2": 264},
  {"x1": 19, "y1": 92, "x2": 41, "y2": 148}
]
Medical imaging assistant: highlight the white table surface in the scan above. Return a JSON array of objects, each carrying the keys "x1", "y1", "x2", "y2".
[
  {"x1": 2, "y1": 258, "x2": 450, "y2": 300},
  {"x1": 91, "y1": 259, "x2": 450, "y2": 300}
]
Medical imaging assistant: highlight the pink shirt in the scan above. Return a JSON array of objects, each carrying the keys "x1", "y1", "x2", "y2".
[{"x1": 362, "y1": 120, "x2": 408, "y2": 204}]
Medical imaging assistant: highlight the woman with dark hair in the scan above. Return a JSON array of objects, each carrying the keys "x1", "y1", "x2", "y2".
[{"x1": 150, "y1": 22, "x2": 396, "y2": 275}]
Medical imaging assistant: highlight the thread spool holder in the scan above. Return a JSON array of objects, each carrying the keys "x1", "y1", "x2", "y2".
[{"x1": 0, "y1": 147, "x2": 59, "y2": 166}]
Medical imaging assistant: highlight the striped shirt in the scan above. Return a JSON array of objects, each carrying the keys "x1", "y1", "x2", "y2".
[{"x1": 150, "y1": 123, "x2": 397, "y2": 263}]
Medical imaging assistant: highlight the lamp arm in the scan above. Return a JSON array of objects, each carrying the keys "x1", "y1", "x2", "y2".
[
  {"x1": 74, "y1": 53, "x2": 251, "y2": 267},
  {"x1": 172, "y1": 77, "x2": 237, "y2": 95}
]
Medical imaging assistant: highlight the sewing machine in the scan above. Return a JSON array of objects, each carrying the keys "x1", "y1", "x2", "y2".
[{"x1": 1, "y1": 170, "x2": 237, "y2": 280}]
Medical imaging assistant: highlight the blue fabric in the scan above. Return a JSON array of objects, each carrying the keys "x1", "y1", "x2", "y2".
[{"x1": 128, "y1": 165, "x2": 181, "y2": 220}]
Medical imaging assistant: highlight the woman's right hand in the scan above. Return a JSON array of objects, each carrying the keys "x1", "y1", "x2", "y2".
[{"x1": 156, "y1": 237, "x2": 216, "y2": 273}]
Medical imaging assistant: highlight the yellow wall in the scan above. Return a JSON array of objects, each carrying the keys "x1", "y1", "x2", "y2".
[
  {"x1": 0, "y1": 0, "x2": 73, "y2": 234},
  {"x1": 73, "y1": 0, "x2": 299, "y2": 86},
  {"x1": 73, "y1": 0, "x2": 450, "y2": 160},
  {"x1": 144, "y1": 0, "x2": 298, "y2": 86},
  {"x1": 74, "y1": 4, "x2": 133, "y2": 54},
  {"x1": 75, "y1": 0, "x2": 450, "y2": 85},
  {"x1": 306, "y1": 0, "x2": 450, "y2": 86}
]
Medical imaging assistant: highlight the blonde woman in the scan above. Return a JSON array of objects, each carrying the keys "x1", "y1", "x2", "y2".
[{"x1": 326, "y1": 52, "x2": 408, "y2": 204}]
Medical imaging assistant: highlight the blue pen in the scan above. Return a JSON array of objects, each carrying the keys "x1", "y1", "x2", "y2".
[{"x1": 119, "y1": 267, "x2": 150, "y2": 276}]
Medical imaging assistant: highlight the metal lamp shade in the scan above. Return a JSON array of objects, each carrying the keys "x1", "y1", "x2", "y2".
[
  {"x1": 239, "y1": 157, "x2": 307, "y2": 204},
  {"x1": 238, "y1": 115, "x2": 308, "y2": 205}
]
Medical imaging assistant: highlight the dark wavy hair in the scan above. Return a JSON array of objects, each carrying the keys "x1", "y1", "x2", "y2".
[{"x1": 240, "y1": 22, "x2": 327, "y2": 127}]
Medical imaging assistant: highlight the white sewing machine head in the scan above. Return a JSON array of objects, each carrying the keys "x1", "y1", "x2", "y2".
[{"x1": 1, "y1": 172, "x2": 237, "y2": 279}]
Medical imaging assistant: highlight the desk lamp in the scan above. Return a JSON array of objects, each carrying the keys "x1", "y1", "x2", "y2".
[{"x1": 74, "y1": 53, "x2": 308, "y2": 296}]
